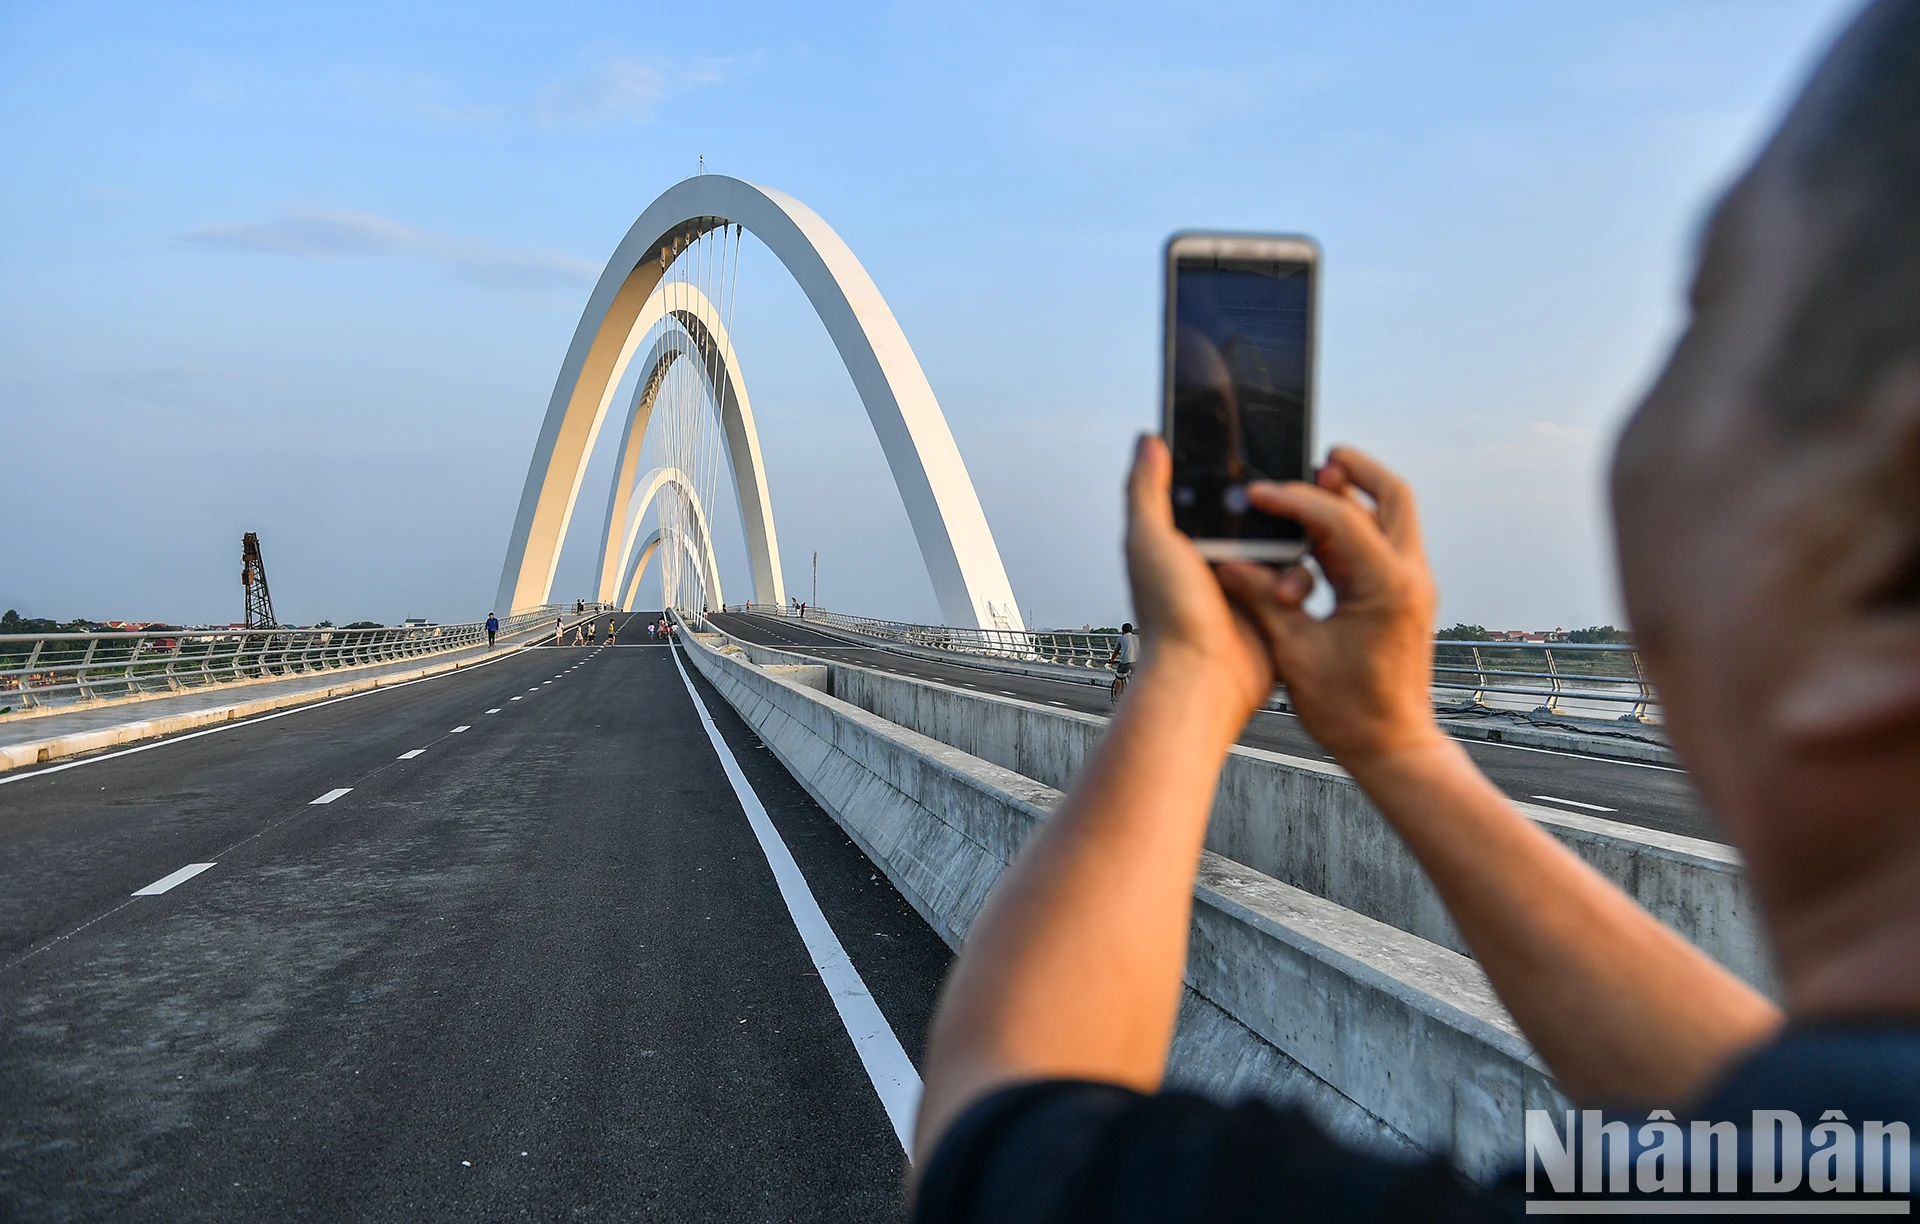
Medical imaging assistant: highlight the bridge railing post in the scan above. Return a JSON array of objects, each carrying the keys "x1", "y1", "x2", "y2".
[{"x1": 1534, "y1": 647, "x2": 1564, "y2": 716}]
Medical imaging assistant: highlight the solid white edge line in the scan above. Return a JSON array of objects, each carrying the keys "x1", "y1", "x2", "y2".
[
  {"x1": 1531, "y1": 794, "x2": 1619, "y2": 813},
  {"x1": 668, "y1": 644, "x2": 922, "y2": 1156},
  {"x1": 311, "y1": 787, "x2": 353, "y2": 805},
  {"x1": 132, "y1": 862, "x2": 216, "y2": 896},
  {"x1": 0, "y1": 638, "x2": 538, "y2": 787}
]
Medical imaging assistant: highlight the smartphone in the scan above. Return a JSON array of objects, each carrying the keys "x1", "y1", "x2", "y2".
[{"x1": 1162, "y1": 232, "x2": 1319, "y2": 563}]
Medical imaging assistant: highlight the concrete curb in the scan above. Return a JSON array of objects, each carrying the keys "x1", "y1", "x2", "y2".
[{"x1": 0, "y1": 626, "x2": 564, "y2": 774}]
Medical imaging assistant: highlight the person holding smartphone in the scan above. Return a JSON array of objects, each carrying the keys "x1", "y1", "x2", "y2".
[{"x1": 910, "y1": 2, "x2": 1920, "y2": 1216}]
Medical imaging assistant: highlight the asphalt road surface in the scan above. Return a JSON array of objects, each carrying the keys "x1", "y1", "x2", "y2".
[
  {"x1": 0, "y1": 615, "x2": 951, "y2": 1222},
  {"x1": 710, "y1": 612, "x2": 1721, "y2": 844}
]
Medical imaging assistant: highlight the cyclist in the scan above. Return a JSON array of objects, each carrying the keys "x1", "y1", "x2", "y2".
[{"x1": 1107, "y1": 622, "x2": 1139, "y2": 704}]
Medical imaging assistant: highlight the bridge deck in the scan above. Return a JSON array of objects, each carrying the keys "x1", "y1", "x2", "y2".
[
  {"x1": 0, "y1": 616, "x2": 946, "y2": 1220},
  {"x1": 711, "y1": 612, "x2": 1719, "y2": 844}
]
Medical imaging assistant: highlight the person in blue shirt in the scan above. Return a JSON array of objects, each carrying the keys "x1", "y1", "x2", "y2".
[
  {"x1": 485, "y1": 612, "x2": 499, "y2": 650},
  {"x1": 912, "y1": 3, "x2": 1920, "y2": 1217}
]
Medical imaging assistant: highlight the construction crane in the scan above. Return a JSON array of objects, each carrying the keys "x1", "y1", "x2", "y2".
[{"x1": 242, "y1": 532, "x2": 277, "y2": 629}]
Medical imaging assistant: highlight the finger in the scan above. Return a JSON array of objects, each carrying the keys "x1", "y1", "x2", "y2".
[
  {"x1": 1127, "y1": 434, "x2": 1175, "y2": 534},
  {"x1": 1324, "y1": 446, "x2": 1422, "y2": 555},
  {"x1": 1216, "y1": 563, "x2": 1316, "y2": 655},
  {"x1": 1244, "y1": 481, "x2": 1398, "y2": 586}
]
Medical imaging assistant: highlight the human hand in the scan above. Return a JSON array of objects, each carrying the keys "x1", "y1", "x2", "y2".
[
  {"x1": 1215, "y1": 448, "x2": 1443, "y2": 768},
  {"x1": 1125, "y1": 435, "x2": 1277, "y2": 721}
]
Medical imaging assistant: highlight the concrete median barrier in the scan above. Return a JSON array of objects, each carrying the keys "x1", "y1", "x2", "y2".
[
  {"x1": 678, "y1": 625, "x2": 1568, "y2": 1179},
  {"x1": 700, "y1": 626, "x2": 1772, "y2": 994}
]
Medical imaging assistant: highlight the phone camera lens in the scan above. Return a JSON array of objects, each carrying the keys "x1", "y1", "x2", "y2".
[
  {"x1": 1174, "y1": 486, "x2": 1197, "y2": 507},
  {"x1": 1223, "y1": 485, "x2": 1251, "y2": 514}
]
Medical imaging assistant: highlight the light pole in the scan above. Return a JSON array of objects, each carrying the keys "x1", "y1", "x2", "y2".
[{"x1": 812, "y1": 551, "x2": 818, "y2": 609}]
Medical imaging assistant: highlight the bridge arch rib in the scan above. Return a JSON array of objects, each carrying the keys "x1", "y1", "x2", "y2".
[
  {"x1": 594, "y1": 283, "x2": 781, "y2": 608},
  {"x1": 621, "y1": 524, "x2": 717, "y2": 613},
  {"x1": 496, "y1": 174, "x2": 1023, "y2": 629},
  {"x1": 613, "y1": 465, "x2": 724, "y2": 612}
]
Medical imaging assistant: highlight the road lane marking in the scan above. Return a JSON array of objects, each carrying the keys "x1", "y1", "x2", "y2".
[
  {"x1": 669, "y1": 645, "x2": 921, "y2": 1156},
  {"x1": 510, "y1": 696, "x2": 523, "y2": 701},
  {"x1": 486, "y1": 708, "x2": 502, "y2": 713},
  {"x1": 1531, "y1": 794, "x2": 1618, "y2": 812},
  {"x1": 999, "y1": 691, "x2": 1016, "y2": 696},
  {"x1": 311, "y1": 787, "x2": 353, "y2": 804},
  {"x1": 450, "y1": 726, "x2": 471, "y2": 733},
  {"x1": 529, "y1": 687, "x2": 540, "y2": 691},
  {"x1": 132, "y1": 863, "x2": 216, "y2": 896},
  {"x1": 398, "y1": 749, "x2": 425, "y2": 760},
  {"x1": 1048, "y1": 701, "x2": 1068, "y2": 707}
]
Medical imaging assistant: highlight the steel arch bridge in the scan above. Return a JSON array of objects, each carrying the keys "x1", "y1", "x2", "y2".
[{"x1": 495, "y1": 174, "x2": 1023, "y2": 629}]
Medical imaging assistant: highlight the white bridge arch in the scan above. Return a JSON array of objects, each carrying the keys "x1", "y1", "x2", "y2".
[
  {"x1": 621, "y1": 525, "x2": 715, "y2": 614},
  {"x1": 495, "y1": 174, "x2": 1023, "y2": 629},
  {"x1": 612, "y1": 465, "x2": 725, "y2": 611},
  {"x1": 594, "y1": 282, "x2": 778, "y2": 608}
]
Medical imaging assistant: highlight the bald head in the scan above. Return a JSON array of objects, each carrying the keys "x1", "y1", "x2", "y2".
[
  {"x1": 1609, "y1": 1, "x2": 1920, "y2": 1014},
  {"x1": 1754, "y1": 0, "x2": 1920, "y2": 431}
]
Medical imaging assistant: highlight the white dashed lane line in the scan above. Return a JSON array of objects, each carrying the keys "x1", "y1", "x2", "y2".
[
  {"x1": 1531, "y1": 794, "x2": 1618, "y2": 813},
  {"x1": 132, "y1": 863, "x2": 216, "y2": 896},
  {"x1": 310, "y1": 788, "x2": 353, "y2": 805},
  {"x1": 510, "y1": 696, "x2": 523, "y2": 702},
  {"x1": 397, "y1": 749, "x2": 425, "y2": 760},
  {"x1": 485, "y1": 708, "x2": 502, "y2": 714},
  {"x1": 451, "y1": 726, "x2": 471, "y2": 733}
]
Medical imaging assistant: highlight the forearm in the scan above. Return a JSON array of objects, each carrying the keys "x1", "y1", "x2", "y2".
[
  {"x1": 913, "y1": 650, "x2": 1246, "y2": 1165},
  {"x1": 1350, "y1": 735, "x2": 1781, "y2": 1104}
]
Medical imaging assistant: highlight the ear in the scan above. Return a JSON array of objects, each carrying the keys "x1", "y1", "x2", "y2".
[
  {"x1": 1774, "y1": 641, "x2": 1920, "y2": 745},
  {"x1": 1773, "y1": 365, "x2": 1920, "y2": 745}
]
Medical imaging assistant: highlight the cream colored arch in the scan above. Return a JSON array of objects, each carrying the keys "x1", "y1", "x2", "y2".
[
  {"x1": 495, "y1": 175, "x2": 1023, "y2": 629},
  {"x1": 621, "y1": 526, "x2": 714, "y2": 613},
  {"x1": 613, "y1": 466, "x2": 724, "y2": 610},
  {"x1": 593, "y1": 282, "x2": 782, "y2": 607},
  {"x1": 621, "y1": 533, "x2": 660, "y2": 612}
]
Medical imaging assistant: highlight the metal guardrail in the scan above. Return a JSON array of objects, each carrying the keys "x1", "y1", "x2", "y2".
[
  {"x1": 0, "y1": 604, "x2": 613, "y2": 714},
  {"x1": 726, "y1": 603, "x2": 1125, "y2": 670},
  {"x1": 722, "y1": 603, "x2": 1661, "y2": 723}
]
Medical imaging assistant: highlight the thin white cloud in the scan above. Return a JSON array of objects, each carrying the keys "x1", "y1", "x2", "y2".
[
  {"x1": 534, "y1": 52, "x2": 751, "y2": 127},
  {"x1": 95, "y1": 364, "x2": 250, "y2": 412},
  {"x1": 339, "y1": 69, "x2": 505, "y2": 126},
  {"x1": 179, "y1": 208, "x2": 601, "y2": 291},
  {"x1": 538, "y1": 57, "x2": 667, "y2": 126}
]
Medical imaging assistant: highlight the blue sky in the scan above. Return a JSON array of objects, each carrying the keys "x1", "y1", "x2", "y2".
[{"x1": 1, "y1": 0, "x2": 1859, "y2": 629}]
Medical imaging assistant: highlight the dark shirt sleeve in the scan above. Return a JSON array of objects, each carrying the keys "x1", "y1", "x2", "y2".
[{"x1": 913, "y1": 1080, "x2": 1523, "y2": 1224}]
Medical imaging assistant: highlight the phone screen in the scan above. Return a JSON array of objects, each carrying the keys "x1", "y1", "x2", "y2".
[{"x1": 1168, "y1": 253, "x2": 1312, "y2": 551}]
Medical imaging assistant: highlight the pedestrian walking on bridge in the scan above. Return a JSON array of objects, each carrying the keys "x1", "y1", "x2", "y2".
[{"x1": 485, "y1": 612, "x2": 498, "y2": 650}]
